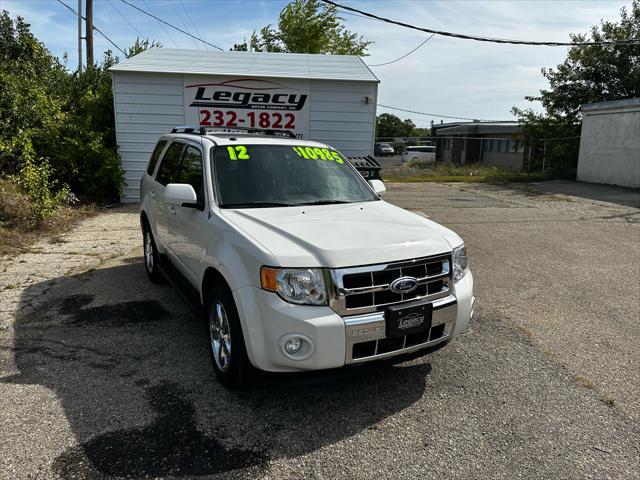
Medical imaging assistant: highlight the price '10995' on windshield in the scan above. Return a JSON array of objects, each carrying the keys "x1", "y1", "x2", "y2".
[{"x1": 199, "y1": 109, "x2": 296, "y2": 129}]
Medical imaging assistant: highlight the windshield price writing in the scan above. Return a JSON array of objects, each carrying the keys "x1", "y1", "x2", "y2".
[{"x1": 292, "y1": 147, "x2": 344, "y2": 164}]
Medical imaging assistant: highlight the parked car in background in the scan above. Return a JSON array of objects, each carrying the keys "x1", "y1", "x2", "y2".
[
  {"x1": 374, "y1": 143, "x2": 395, "y2": 156},
  {"x1": 140, "y1": 127, "x2": 473, "y2": 388},
  {"x1": 402, "y1": 145, "x2": 436, "y2": 164}
]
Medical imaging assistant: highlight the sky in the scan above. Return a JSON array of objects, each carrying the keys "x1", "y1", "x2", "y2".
[{"x1": 0, "y1": 0, "x2": 631, "y2": 127}]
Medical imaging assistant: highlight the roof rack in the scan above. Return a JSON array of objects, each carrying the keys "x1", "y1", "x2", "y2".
[{"x1": 170, "y1": 125, "x2": 297, "y2": 138}]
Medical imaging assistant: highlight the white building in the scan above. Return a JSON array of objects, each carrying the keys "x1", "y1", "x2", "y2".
[
  {"x1": 110, "y1": 48, "x2": 379, "y2": 202},
  {"x1": 577, "y1": 98, "x2": 640, "y2": 188}
]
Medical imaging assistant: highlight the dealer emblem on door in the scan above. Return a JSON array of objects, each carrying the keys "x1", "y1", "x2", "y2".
[{"x1": 389, "y1": 276, "x2": 418, "y2": 294}]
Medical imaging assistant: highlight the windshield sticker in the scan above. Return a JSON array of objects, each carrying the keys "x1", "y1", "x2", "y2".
[
  {"x1": 227, "y1": 145, "x2": 250, "y2": 160},
  {"x1": 292, "y1": 146, "x2": 344, "y2": 164}
]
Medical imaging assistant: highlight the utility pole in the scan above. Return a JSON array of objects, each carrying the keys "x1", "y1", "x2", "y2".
[
  {"x1": 77, "y1": 0, "x2": 83, "y2": 73},
  {"x1": 85, "y1": 0, "x2": 94, "y2": 68}
]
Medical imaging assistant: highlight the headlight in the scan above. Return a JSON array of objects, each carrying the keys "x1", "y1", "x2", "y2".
[
  {"x1": 261, "y1": 267, "x2": 328, "y2": 305},
  {"x1": 452, "y1": 244, "x2": 468, "y2": 281}
]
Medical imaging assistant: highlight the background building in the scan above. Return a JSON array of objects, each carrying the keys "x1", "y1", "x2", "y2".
[
  {"x1": 432, "y1": 121, "x2": 526, "y2": 170},
  {"x1": 577, "y1": 98, "x2": 640, "y2": 188},
  {"x1": 110, "y1": 48, "x2": 379, "y2": 202}
]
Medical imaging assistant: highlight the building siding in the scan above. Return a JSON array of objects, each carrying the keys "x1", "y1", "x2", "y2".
[
  {"x1": 309, "y1": 80, "x2": 377, "y2": 157},
  {"x1": 113, "y1": 72, "x2": 185, "y2": 202},
  {"x1": 577, "y1": 101, "x2": 640, "y2": 188},
  {"x1": 113, "y1": 72, "x2": 377, "y2": 202}
]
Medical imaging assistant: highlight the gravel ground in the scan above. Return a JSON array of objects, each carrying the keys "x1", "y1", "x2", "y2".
[{"x1": 0, "y1": 181, "x2": 638, "y2": 480}]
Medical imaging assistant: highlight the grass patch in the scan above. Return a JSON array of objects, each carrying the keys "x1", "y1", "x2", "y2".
[
  {"x1": 0, "y1": 205, "x2": 97, "y2": 257},
  {"x1": 0, "y1": 178, "x2": 98, "y2": 257},
  {"x1": 384, "y1": 163, "x2": 553, "y2": 184}
]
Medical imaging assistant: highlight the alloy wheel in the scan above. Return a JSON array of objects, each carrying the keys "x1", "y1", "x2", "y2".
[
  {"x1": 144, "y1": 231, "x2": 154, "y2": 272},
  {"x1": 210, "y1": 301, "x2": 232, "y2": 372}
]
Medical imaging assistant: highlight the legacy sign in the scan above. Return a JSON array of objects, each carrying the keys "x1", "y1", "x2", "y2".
[{"x1": 184, "y1": 76, "x2": 310, "y2": 138}]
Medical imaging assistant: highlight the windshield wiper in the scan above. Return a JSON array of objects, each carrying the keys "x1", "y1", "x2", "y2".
[
  {"x1": 297, "y1": 200, "x2": 353, "y2": 206},
  {"x1": 221, "y1": 202, "x2": 296, "y2": 208}
]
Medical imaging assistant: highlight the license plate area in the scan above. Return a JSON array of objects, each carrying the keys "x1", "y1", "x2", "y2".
[{"x1": 385, "y1": 301, "x2": 433, "y2": 338}]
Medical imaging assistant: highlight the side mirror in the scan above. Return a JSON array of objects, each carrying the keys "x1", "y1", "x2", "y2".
[
  {"x1": 165, "y1": 183, "x2": 199, "y2": 207},
  {"x1": 369, "y1": 179, "x2": 386, "y2": 196}
]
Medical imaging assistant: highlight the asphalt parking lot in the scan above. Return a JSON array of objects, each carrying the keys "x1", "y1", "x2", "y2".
[{"x1": 1, "y1": 181, "x2": 639, "y2": 480}]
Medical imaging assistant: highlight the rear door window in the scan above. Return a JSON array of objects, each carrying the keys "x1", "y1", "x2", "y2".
[
  {"x1": 156, "y1": 142, "x2": 184, "y2": 186},
  {"x1": 147, "y1": 140, "x2": 167, "y2": 175}
]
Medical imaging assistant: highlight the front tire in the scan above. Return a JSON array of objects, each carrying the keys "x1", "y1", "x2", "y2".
[
  {"x1": 205, "y1": 284, "x2": 251, "y2": 388},
  {"x1": 142, "y1": 224, "x2": 163, "y2": 283}
]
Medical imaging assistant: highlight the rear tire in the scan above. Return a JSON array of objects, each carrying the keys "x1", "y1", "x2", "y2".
[
  {"x1": 142, "y1": 224, "x2": 163, "y2": 283},
  {"x1": 204, "y1": 284, "x2": 251, "y2": 389}
]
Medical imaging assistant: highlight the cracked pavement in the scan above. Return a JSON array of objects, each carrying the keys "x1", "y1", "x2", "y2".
[{"x1": 0, "y1": 181, "x2": 639, "y2": 480}]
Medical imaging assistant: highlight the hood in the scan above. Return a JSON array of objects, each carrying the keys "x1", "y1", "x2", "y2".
[{"x1": 220, "y1": 200, "x2": 461, "y2": 268}]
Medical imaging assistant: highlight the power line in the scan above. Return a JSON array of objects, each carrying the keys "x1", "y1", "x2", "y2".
[
  {"x1": 56, "y1": 0, "x2": 126, "y2": 55},
  {"x1": 169, "y1": 0, "x2": 199, "y2": 49},
  {"x1": 107, "y1": 0, "x2": 143, "y2": 38},
  {"x1": 377, "y1": 103, "x2": 498, "y2": 122},
  {"x1": 368, "y1": 33, "x2": 436, "y2": 67},
  {"x1": 119, "y1": 0, "x2": 224, "y2": 51},
  {"x1": 322, "y1": 0, "x2": 640, "y2": 47},
  {"x1": 178, "y1": 0, "x2": 203, "y2": 41},
  {"x1": 141, "y1": 0, "x2": 179, "y2": 48}
]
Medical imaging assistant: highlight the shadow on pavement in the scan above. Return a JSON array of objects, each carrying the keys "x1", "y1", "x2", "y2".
[
  {"x1": 529, "y1": 180, "x2": 640, "y2": 208},
  {"x1": 4, "y1": 261, "x2": 430, "y2": 479}
]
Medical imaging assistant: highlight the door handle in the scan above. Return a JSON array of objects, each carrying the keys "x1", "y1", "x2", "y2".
[{"x1": 168, "y1": 205, "x2": 176, "y2": 215}]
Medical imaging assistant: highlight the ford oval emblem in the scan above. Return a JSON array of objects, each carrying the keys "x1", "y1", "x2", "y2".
[{"x1": 389, "y1": 276, "x2": 418, "y2": 294}]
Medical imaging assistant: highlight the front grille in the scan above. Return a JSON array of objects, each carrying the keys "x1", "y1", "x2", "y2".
[
  {"x1": 330, "y1": 253, "x2": 452, "y2": 316},
  {"x1": 352, "y1": 322, "x2": 447, "y2": 360}
]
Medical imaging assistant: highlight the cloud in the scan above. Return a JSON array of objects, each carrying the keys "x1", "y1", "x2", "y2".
[{"x1": 341, "y1": 0, "x2": 628, "y2": 123}]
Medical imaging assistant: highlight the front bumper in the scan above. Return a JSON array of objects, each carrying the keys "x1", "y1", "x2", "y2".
[
  {"x1": 344, "y1": 294, "x2": 456, "y2": 364},
  {"x1": 233, "y1": 271, "x2": 473, "y2": 373}
]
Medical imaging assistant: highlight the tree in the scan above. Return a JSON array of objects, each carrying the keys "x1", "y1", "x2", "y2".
[
  {"x1": 231, "y1": 0, "x2": 371, "y2": 55},
  {"x1": 125, "y1": 37, "x2": 162, "y2": 58},
  {"x1": 513, "y1": 1, "x2": 640, "y2": 172},
  {"x1": 0, "y1": 12, "x2": 67, "y2": 165},
  {"x1": 376, "y1": 114, "x2": 416, "y2": 138},
  {"x1": 0, "y1": 12, "x2": 164, "y2": 205}
]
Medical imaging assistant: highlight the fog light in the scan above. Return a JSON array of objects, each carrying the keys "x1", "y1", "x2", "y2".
[{"x1": 284, "y1": 337, "x2": 302, "y2": 355}]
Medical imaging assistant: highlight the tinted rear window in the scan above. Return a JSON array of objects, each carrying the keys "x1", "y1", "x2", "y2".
[{"x1": 147, "y1": 140, "x2": 167, "y2": 175}]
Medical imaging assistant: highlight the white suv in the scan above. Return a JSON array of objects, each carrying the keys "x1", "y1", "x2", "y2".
[{"x1": 140, "y1": 127, "x2": 474, "y2": 387}]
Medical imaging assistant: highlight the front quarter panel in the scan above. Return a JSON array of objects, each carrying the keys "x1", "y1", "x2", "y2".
[{"x1": 199, "y1": 211, "x2": 278, "y2": 296}]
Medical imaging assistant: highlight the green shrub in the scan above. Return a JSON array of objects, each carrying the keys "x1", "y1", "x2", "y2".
[
  {"x1": 0, "y1": 12, "x2": 124, "y2": 204},
  {"x1": 11, "y1": 141, "x2": 70, "y2": 226}
]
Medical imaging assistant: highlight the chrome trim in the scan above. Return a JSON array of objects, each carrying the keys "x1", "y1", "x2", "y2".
[
  {"x1": 344, "y1": 311, "x2": 385, "y2": 326},
  {"x1": 433, "y1": 294, "x2": 457, "y2": 310},
  {"x1": 329, "y1": 253, "x2": 453, "y2": 316}
]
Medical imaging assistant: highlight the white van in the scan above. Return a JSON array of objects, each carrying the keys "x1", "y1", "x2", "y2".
[{"x1": 402, "y1": 145, "x2": 436, "y2": 164}]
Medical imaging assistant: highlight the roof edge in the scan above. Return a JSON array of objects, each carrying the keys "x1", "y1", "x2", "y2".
[
  {"x1": 109, "y1": 67, "x2": 379, "y2": 82},
  {"x1": 581, "y1": 97, "x2": 640, "y2": 113}
]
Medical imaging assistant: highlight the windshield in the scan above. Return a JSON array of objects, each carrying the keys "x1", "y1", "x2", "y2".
[{"x1": 212, "y1": 144, "x2": 379, "y2": 208}]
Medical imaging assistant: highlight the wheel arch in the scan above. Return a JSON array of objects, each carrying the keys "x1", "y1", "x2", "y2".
[
  {"x1": 201, "y1": 266, "x2": 232, "y2": 304},
  {"x1": 140, "y1": 210, "x2": 149, "y2": 229}
]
